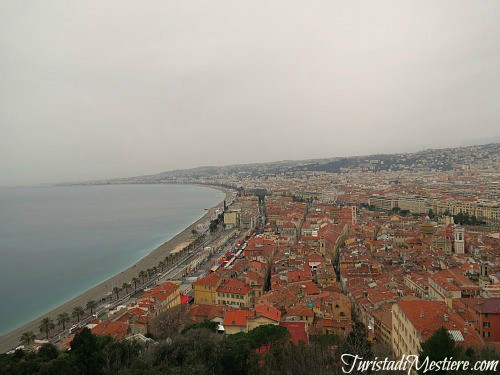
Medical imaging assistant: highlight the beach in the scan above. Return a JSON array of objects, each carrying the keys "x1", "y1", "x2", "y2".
[{"x1": 0, "y1": 185, "x2": 231, "y2": 353}]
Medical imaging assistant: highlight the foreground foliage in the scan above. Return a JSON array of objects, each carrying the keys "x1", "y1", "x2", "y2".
[{"x1": 1, "y1": 322, "x2": 497, "y2": 375}]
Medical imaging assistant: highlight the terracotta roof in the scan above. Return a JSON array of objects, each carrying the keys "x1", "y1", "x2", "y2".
[
  {"x1": 254, "y1": 305, "x2": 281, "y2": 322},
  {"x1": 217, "y1": 278, "x2": 252, "y2": 294},
  {"x1": 193, "y1": 273, "x2": 222, "y2": 287},
  {"x1": 140, "y1": 282, "x2": 179, "y2": 302},
  {"x1": 287, "y1": 304, "x2": 314, "y2": 318},
  {"x1": 396, "y1": 301, "x2": 483, "y2": 346},
  {"x1": 224, "y1": 310, "x2": 251, "y2": 327},
  {"x1": 280, "y1": 321, "x2": 309, "y2": 345},
  {"x1": 459, "y1": 298, "x2": 500, "y2": 314},
  {"x1": 91, "y1": 321, "x2": 130, "y2": 340}
]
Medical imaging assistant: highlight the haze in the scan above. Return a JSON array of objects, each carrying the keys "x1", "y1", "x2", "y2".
[{"x1": 1, "y1": 1, "x2": 499, "y2": 186}]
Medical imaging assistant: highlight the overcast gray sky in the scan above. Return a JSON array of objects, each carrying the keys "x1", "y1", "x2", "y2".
[{"x1": 1, "y1": 1, "x2": 499, "y2": 186}]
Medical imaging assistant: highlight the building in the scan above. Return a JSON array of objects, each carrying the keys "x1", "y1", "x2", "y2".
[
  {"x1": 453, "y1": 225, "x2": 465, "y2": 254},
  {"x1": 216, "y1": 278, "x2": 254, "y2": 308},
  {"x1": 459, "y1": 298, "x2": 500, "y2": 343},
  {"x1": 224, "y1": 211, "x2": 239, "y2": 228},
  {"x1": 193, "y1": 273, "x2": 222, "y2": 305},
  {"x1": 392, "y1": 300, "x2": 483, "y2": 357},
  {"x1": 138, "y1": 282, "x2": 181, "y2": 314}
]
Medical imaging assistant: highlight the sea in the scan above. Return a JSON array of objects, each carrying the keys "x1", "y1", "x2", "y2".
[{"x1": 0, "y1": 184, "x2": 224, "y2": 336}]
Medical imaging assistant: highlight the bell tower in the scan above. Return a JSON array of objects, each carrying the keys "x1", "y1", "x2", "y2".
[{"x1": 453, "y1": 225, "x2": 465, "y2": 254}]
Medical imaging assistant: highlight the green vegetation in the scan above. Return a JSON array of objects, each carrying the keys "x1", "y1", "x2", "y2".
[
  {"x1": 5, "y1": 322, "x2": 498, "y2": 374},
  {"x1": 38, "y1": 318, "x2": 55, "y2": 341},
  {"x1": 85, "y1": 300, "x2": 97, "y2": 316},
  {"x1": 418, "y1": 327, "x2": 457, "y2": 375},
  {"x1": 112, "y1": 286, "x2": 121, "y2": 300},
  {"x1": 453, "y1": 212, "x2": 486, "y2": 226},
  {"x1": 209, "y1": 213, "x2": 224, "y2": 232},
  {"x1": 71, "y1": 306, "x2": 85, "y2": 323},
  {"x1": 19, "y1": 331, "x2": 36, "y2": 347},
  {"x1": 122, "y1": 283, "x2": 131, "y2": 294},
  {"x1": 2, "y1": 324, "x2": 352, "y2": 375},
  {"x1": 56, "y1": 313, "x2": 70, "y2": 331},
  {"x1": 418, "y1": 327, "x2": 499, "y2": 375}
]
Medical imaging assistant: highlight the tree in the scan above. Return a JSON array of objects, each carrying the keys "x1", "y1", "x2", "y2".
[
  {"x1": 182, "y1": 321, "x2": 219, "y2": 334},
  {"x1": 428, "y1": 209, "x2": 435, "y2": 219},
  {"x1": 122, "y1": 282, "x2": 131, "y2": 295},
  {"x1": 20, "y1": 331, "x2": 36, "y2": 346},
  {"x1": 86, "y1": 300, "x2": 97, "y2": 316},
  {"x1": 39, "y1": 317, "x2": 55, "y2": 340},
  {"x1": 57, "y1": 312, "x2": 71, "y2": 330},
  {"x1": 158, "y1": 260, "x2": 165, "y2": 272},
  {"x1": 246, "y1": 324, "x2": 289, "y2": 349},
  {"x1": 72, "y1": 306, "x2": 85, "y2": 322},
  {"x1": 38, "y1": 343, "x2": 59, "y2": 361},
  {"x1": 191, "y1": 229, "x2": 198, "y2": 236},
  {"x1": 112, "y1": 286, "x2": 121, "y2": 300},
  {"x1": 418, "y1": 327, "x2": 457, "y2": 375},
  {"x1": 131, "y1": 277, "x2": 139, "y2": 293},
  {"x1": 139, "y1": 270, "x2": 146, "y2": 283},
  {"x1": 70, "y1": 327, "x2": 108, "y2": 374},
  {"x1": 150, "y1": 304, "x2": 190, "y2": 338},
  {"x1": 340, "y1": 321, "x2": 373, "y2": 368}
]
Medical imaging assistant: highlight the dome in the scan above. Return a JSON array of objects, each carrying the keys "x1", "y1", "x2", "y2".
[{"x1": 420, "y1": 221, "x2": 436, "y2": 236}]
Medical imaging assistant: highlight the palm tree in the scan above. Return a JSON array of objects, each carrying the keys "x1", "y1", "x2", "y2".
[
  {"x1": 20, "y1": 331, "x2": 36, "y2": 346},
  {"x1": 56, "y1": 312, "x2": 70, "y2": 330},
  {"x1": 122, "y1": 282, "x2": 130, "y2": 294},
  {"x1": 112, "y1": 286, "x2": 121, "y2": 300},
  {"x1": 72, "y1": 306, "x2": 85, "y2": 322},
  {"x1": 39, "y1": 317, "x2": 55, "y2": 340},
  {"x1": 158, "y1": 260, "x2": 165, "y2": 272},
  {"x1": 131, "y1": 277, "x2": 139, "y2": 293},
  {"x1": 86, "y1": 300, "x2": 97, "y2": 315},
  {"x1": 139, "y1": 270, "x2": 146, "y2": 283}
]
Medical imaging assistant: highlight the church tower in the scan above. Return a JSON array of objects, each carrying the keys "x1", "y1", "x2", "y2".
[{"x1": 453, "y1": 225, "x2": 465, "y2": 254}]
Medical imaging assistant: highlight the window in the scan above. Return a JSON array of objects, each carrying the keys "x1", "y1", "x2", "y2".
[
  {"x1": 483, "y1": 332, "x2": 490, "y2": 338},
  {"x1": 483, "y1": 322, "x2": 490, "y2": 328}
]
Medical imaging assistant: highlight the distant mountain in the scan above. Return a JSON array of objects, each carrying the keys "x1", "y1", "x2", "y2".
[{"x1": 85, "y1": 142, "x2": 499, "y2": 185}]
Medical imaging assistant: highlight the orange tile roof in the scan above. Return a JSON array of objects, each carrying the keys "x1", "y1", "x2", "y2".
[
  {"x1": 280, "y1": 321, "x2": 309, "y2": 345},
  {"x1": 140, "y1": 281, "x2": 179, "y2": 302},
  {"x1": 217, "y1": 278, "x2": 252, "y2": 295},
  {"x1": 287, "y1": 304, "x2": 314, "y2": 318},
  {"x1": 396, "y1": 301, "x2": 483, "y2": 346},
  {"x1": 254, "y1": 305, "x2": 281, "y2": 322},
  {"x1": 91, "y1": 320, "x2": 130, "y2": 340},
  {"x1": 193, "y1": 273, "x2": 222, "y2": 287},
  {"x1": 224, "y1": 310, "x2": 251, "y2": 327}
]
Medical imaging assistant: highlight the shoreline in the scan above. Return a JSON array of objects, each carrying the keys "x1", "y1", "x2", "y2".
[{"x1": 0, "y1": 184, "x2": 233, "y2": 353}]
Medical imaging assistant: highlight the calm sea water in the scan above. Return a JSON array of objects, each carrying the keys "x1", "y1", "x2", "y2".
[{"x1": 0, "y1": 184, "x2": 224, "y2": 335}]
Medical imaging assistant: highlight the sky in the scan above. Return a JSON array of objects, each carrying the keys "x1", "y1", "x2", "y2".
[{"x1": 1, "y1": 1, "x2": 499, "y2": 186}]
